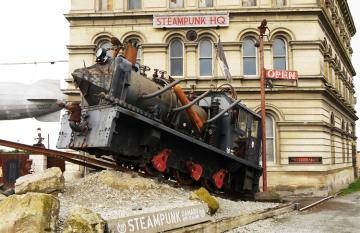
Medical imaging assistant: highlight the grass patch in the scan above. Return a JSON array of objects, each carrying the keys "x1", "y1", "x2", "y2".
[{"x1": 340, "y1": 178, "x2": 360, "y2": 195}]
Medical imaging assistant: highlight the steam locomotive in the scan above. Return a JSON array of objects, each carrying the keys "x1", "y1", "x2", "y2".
[{"x1": 57, "y1": 39, "x2": 262, "y2": 197}]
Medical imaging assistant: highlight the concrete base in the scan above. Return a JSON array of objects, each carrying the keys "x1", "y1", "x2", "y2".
[
  {"x1": 63, "y1": 162, "x2": 84, "y2": 181},
  {"x1": 263, "y1": 165, "x2": 354, "y2": 197},
  {"x1": 29, "y1": 155, "x2": 47, "y2": 173}
]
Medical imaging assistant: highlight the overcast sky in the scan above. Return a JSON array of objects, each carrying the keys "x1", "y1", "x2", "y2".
[{"x1": 0, "y1": 0, "x2": 359, "y2": 150}]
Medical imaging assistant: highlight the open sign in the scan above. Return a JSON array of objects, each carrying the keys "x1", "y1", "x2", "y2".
[{"x1": 265, "y1": 69, "x2": 298, "y2": 80}]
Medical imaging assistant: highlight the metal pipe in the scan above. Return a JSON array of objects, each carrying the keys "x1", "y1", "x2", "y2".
[
  {"x1": 172, "y1": 90, "x2": 211, "y2": 112},
  {"x1": 299, "y1": 195, "x2": 335, "y2": 211},
  {"x1": 205, "y1": 99, "x2": 241, "y2": 124},
  {"x1": 258, "y1": 19, "x2": 268, "y2": 192},
  {"x1": 140, "y1": 79, "x2": 182, "y2": 99}
]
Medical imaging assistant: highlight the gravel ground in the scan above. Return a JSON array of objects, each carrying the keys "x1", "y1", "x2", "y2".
[{"x1": 56, "y1": 170, "x2": 279, "y2": 232}]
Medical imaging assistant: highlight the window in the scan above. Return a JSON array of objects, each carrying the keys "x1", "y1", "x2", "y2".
[
  {"x1": 170, "y1": 0, "x2": 184, "y2": 8},
  {"x1": 242, "y1": 0, "x2": 256, "y2": 6},
  {"x1": 273, "y1": 38, "x2": 287, "y2": 70},
  {"x1": 99, "y1": 0, "x2": 113, "y2": 11},
  {"x1": 276, "y1": 0, "x2": 286, "y2": 6},
  {"x1": 170, "y1": 40, "x2": 184, "y2": 76},
  {"x1": 266, "y1": 114, "x2": 275, "y2": 163},
  {"x1": 199, "y1": 39, "x2": 213, "y2": 76},
  {"x1": 128, "y1": 0, "x2": 141, "y2": 10},
  {"x1": 199, "y1": 0, "x2": 213, "y2": 7},
  {"x1": 243, "y1": 38, "x2": 257, "y2": 75}
]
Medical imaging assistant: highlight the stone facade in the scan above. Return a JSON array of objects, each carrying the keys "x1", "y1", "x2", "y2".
[{"x1": 65, "y1": 0, "x2": 357, "y2": 195}]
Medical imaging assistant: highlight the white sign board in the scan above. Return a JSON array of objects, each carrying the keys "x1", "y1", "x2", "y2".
[
  {"x1": 153, "y1": 12, "x2": 229, "y2": 28},
  {"x1": 107, "y1": 204, "x2": 210, "y2": 233},
  {"x1": 265, "y1": 69, "x2": 298, "y2": 80}
]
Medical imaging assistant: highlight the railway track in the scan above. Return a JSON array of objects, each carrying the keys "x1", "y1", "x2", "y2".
[{"x1": 0, "y1": 138, "x2": 121, "y2": 171}]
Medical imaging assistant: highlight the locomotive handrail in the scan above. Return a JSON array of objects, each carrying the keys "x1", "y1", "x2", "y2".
[
  {"x1": 205, "y1": 99, "x2": 241, "y2": 124},
  {"x1": 171, "y1": 90, "x2": 212, "y2": 112},
  {"x1": 140, "y1": 79, "x2": 182, "y2": 99}
]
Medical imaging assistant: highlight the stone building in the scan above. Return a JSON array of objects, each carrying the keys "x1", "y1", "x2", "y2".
[{"x1": 64, "y1": 0, "x2": 357, "y2": 195}]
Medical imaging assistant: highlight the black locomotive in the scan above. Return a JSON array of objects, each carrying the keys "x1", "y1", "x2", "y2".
[{"x1": 57, "y1": 40, "x2": 262, "y2": 198}]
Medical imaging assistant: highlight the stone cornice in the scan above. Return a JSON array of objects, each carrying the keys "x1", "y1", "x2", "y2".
[{"x1": 336, "y1": 0, "x2": 356, "y2": 36}]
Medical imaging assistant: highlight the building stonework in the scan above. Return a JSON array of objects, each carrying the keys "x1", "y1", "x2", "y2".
[{"x1": 65, "y1": 0, "x2": 357, "y2": 195}]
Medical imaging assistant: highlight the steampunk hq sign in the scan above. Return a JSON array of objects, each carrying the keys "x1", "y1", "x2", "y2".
[
  {"x1": 153, "y1": 12, "x2": 229, "y2": 28},
  {"x1": 107, "y1": 204, "x2": 210, "y2": 233}
]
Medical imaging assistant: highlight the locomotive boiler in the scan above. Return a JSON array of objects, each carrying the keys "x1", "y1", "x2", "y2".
[{"x1": 57, "y1": 39, "x2": 262, "y2": 197}]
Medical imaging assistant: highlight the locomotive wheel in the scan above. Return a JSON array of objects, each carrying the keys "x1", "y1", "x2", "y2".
[
  {"x1": 201, "y1": 179, "x2": 217, "y2": 193},
  {"x1": 173, "y1": 169, "x2": 194, "y2": 186},
  {"x1": 140, "y1": 163, "x2": 158, "y2": 177}
]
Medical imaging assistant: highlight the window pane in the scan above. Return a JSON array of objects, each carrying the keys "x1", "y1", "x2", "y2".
[
  {"x1": 170, "y1": 0, "x2": 184, "y2": 8},
  {"x1": 266, "y1": 115, "x2": 273, "y2": 135},
  {"x1": 170, "y1": 59, "x2": 183, "y2": 76},
  {"x1": 170, "y1": 40, "x2": 183, "y2": 57},
  {"x1": 199, "y1": 0, "x2": 213, "y2": 7},
  {"x1": 200, "y1": 59, "x2": 212, "y2": 76},
  {"x1": 274, "y1": 58, "x2": 286, "y2": 70},
  {"x1": 243, "y1": 39, "x2": 256, "y2": 56},
  {"x1": 200, "y1": 40, "x2": 212, "y2": 57},
  {"x1": 273, "y1": 38, "x2": 286, "y2": 56},
  {"x1": 243, "y1": 0, "x2": 256, "y2": 6},
  {"x1": 266, "y1": 139, "x2": 274, "y2": 162},
  {"x1": 129, "y1": 0, "x2": 141, "y2": 9},
  {"x1": 251, "y1": 120, "x2": 259, "y2": 138},
  {"x1": 244, "y1": 58, "x2": 256, "y2": 75},
  {"x1": 238, "y1": 110, "x2": 247, "y2": 132}
]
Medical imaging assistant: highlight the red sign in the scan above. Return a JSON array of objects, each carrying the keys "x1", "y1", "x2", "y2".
[
  {"x1": 265, "y1": 69, "x2": 298, "y2": 80},
  {"x1": 288, "y1": 157, "x2": 322, "y2": 164},
  {"x1": 153, "y1": 13, "x2": 229, "y2": 28}
]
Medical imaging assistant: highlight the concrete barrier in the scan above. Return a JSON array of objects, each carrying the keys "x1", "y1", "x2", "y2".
[{"x1": 168, "y1": 203, "x2": 295, "y2": 233}]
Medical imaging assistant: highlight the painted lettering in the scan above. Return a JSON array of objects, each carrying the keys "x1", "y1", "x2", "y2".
[
  {"x1": 288, "y1": 71, "x2": 297, "y2": 79},
  {"x1": 160, "y1": 213, "x2": 165, "y2": 225},
  {"x1": 128, "y1": 219, "x2": 135, "y2": 232},
  {"x1": 152, "y1": 214, "x2": 160, "y2": 227},
  {"x1": 140, "y1": 216, "x2": 146, "y2": 230},
  {"x1": 147, "y1": 216, "x2": 154, "y2": 229},
  {"x1": 217, "y1": 16, "x2": 226, "y2": 24}
]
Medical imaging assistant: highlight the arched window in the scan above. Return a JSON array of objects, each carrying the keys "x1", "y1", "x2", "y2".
[
  {"x1": 170, "y1": 39, "x2": 184, "y2": 76},
  {"x1": 266, "y1": 114, "x2": 276, "y2": 163},
  {"x1": 243, "y1": 38, "x2": 257, "y2": 76},
  {"x1": 199, "y1": 39, "x2": 213, "y2": 76},
  {"x1": 273, "y1": 38, "x2": 287, "y2": 70}
]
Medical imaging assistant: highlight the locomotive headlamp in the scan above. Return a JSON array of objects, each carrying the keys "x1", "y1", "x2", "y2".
[{"x1": 95, "y1": 48, "x2": 108, "y2": 63}]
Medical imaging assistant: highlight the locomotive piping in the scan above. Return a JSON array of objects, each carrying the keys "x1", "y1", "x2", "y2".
[
  {"x1": 205, "y1": 99, "x2": 241, "y2": 124},
  {"x1": 140, "y1": 79, "x2": 182, "y2": 99},
  {"x1": 172, "y1": 90, "x2": 212, "y2": 112}
]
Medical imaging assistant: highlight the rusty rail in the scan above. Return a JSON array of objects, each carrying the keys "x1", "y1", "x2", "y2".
[{"x1": 0, "y1": 139, "x2": 120, "y2": 171}]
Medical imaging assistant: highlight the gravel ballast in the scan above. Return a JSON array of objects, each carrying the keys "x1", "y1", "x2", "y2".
[{"x1": 56, "y1": 170, "x2": 279, "y2": 232}]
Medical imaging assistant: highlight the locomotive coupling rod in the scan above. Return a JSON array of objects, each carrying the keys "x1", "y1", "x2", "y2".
[
  {"x1": 205, "y1": 99, "x2": 241, "y2": 124},
  {"x1": 172, "y1": 90, "x2": 212, "y2": 112},
  {"x1": 140, "y1": 79, "x2": 182, "y2": 99}
]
